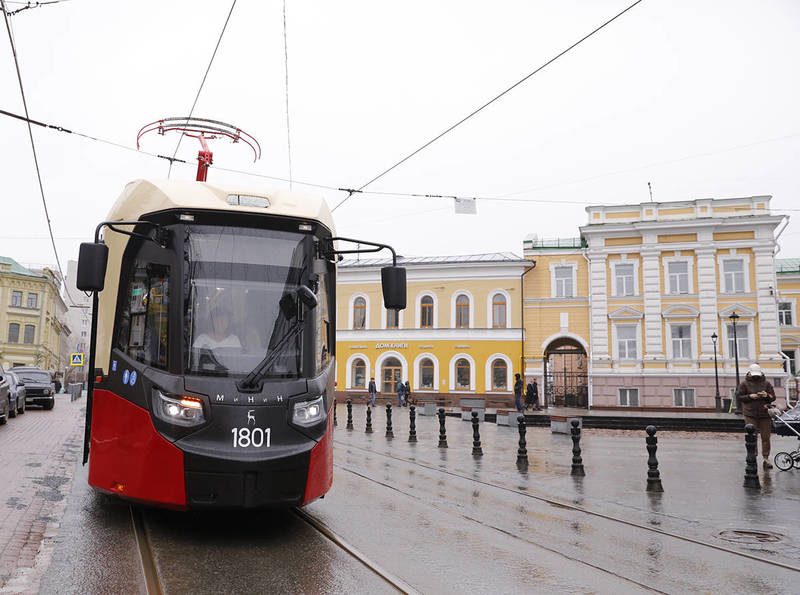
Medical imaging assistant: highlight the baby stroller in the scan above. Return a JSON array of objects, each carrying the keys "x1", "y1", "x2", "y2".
[{"x1": 772, "y1": 403, "x2": 800, "y2": 471}]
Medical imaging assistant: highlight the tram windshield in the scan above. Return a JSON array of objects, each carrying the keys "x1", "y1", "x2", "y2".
[{"x1": 184, "y1": 225, "x2": 319, "y2": 378}]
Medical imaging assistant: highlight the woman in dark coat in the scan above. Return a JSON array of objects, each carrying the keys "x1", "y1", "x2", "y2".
[{"x1": 735, "y1": 363, "x2": 777, "y2": 469}]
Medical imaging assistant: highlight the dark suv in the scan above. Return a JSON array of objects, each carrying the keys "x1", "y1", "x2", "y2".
[
  {"x1": 12, "y1": 367, "x2": 55, "y2": 410},
  {"x1": 0, "y1": 366, "x2": 9, "y2": 424}
]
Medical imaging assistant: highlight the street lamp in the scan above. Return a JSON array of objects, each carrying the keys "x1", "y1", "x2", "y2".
[
  {"x1": 711, "y1": 332, "x2": 721, "y2": 412},
  {"x1": 729, "y1": 311, "x2": 741, "y2": 414}
]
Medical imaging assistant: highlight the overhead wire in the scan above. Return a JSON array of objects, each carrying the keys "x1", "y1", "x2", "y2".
[
  {"x1": 167, "y1": 0, "x2": 237, "y2": 177},
  {"x1": 1, "y1": 0, "x2": 76, "y2": 305},
  {"x1": 330, "y1": 0, "x2": 645, "y2": 213},
  {"x1": 3, "y1": 0, "x2": 71, "y2": 16},
  {"x1": 282, "y1": 0, "x2": 292, "y2": 189}
]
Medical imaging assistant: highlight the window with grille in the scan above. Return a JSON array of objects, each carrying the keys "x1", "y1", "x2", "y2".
[
  {"x1": 667, "y1": 261, "x2": 689, "y2": 294},
  {"x1": 619, "y1": 388, "x2": 639, "y2": 406},
  {"x1": 671, "y1": 325, "x2": 692, "y2": 359},
  {"x1": 674, "y1": 388, "x2": 695, "y2": 407},
  {"x1": 420, "y1": 296, "x2": 434, "y2": 328},
  {"x1": 723, "y1": 259, "x2": 745, "y2": 293},
  {"x1": 617, "y1": 325, "x2": 637, "y2": 359},
  {"x1": 779, "y1": 302, "x2": 793, "y2": 326},
  {"x1": 554, "y1": 266, "x2": 574, "y2": 298},
  {"x1": 353, "y1": 297, "x2": 366, "y2": 329},
  {"x1": 615, "y1": 264, "x2": 635, "y2": 296}
]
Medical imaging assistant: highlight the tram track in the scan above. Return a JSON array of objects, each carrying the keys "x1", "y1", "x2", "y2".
[
  {"x1": 335, "y1": 440, "x2": 800, "y2": 574},
  {"x1": 130, "y1": 506, "x2": 163, "y2": 595}
]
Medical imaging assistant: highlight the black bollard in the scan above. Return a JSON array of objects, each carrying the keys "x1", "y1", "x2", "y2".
[
  {"x1": 408, "y1": 405, "x2": 417, "y2": 443},
  {"x1": 743, "y1": 424, "x2": 761, "y2": 489},
  {"x1": 333, "y1": 399, "x2": 337, "y2": 427},
  {"x1": 365, "y1": 406, "x2": 373, "y2": 433},
  {"x1": 570, "y1": 419, "x2": 585, "y2": 477},
  {"x1": 385, "y1": 403, "x2": 394, "y2": 438},
  {"x1": 471, "y1": 411, "x2": 483, "y2": 456},
  {"x1": 438, "y1": 408, "x2": 448, "y2": 448},
  {"x1": 346, "y1": 399, "x2": 353, "y2": 430},
  {"x1": 516, "y1": 415, "x2": 528, "y2": 466},
  {"x1": 645, "y1": 425, "x2": 663, "y2": 492}
]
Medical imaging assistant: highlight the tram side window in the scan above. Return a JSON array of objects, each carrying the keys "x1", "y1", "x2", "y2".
[
  {"x1": 116, "y1": 263, "x2": 170, "y2": 370},
  {"x1": 315, "y1": 272, "x2": 332, "y2": 375}
]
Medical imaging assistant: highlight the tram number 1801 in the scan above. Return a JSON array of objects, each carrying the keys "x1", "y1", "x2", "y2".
[{"x1": 231, "y1": 427, "x2": 272, "y2": 448}]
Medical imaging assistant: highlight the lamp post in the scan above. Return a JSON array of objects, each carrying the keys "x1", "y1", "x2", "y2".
[
  {"x1": 711, "y1": 332, "x2": 721, "y2": 412},
  {"x1": 729, "y1": 311, "x2": 741, "y2": 414}
]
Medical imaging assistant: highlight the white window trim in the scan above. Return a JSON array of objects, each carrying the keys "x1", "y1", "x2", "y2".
[
  {"x1": 666, "y1": 321, "x2": 697, "y2": 361},
  {"x1": 413, "y1": 352, "x2": 439, "y2": 392},
  {"x1": 449, "y1": 352, "x2": 476, "y2": 392},
  {"x1": 612, "y1": 322, "x2": 641, "y2": 361},
  {"x1": 347, "y1": 292, "x2": 371, "y2": 330},
  {"x1": 549, "y1": 260, "x2": 578, "y2": 299},
  {"x1": 717, "y1": 253, "x2": 751, "y2": 294},
  {"x1": 778, "y1": 298, "x2": 796, "y2": 327},
  {"x1": 723, "y1": 320, "x2": 755, "y2": 363},
  {"x1": 611, "y1": 257, "x2": 640, "y2": 297},
  {"x1": 345, "y1": 353, "x2": 371, "y2": 390},
  {"x1": 414, "y1": 291, "x2": 438, "y2": 329},
  {"x1": 484, "y1": 353, "x2": 513, "y2": 392},
  {"x1": 450, "y1": 290, "x2": 475, "y2": 329},
  {"x1": 380, "y1": 302, "x2": 405, "y2": 330},
  {"x1": 375, "y1": 351, "x2": 409, "y2": 389},
  {"x1": 486, "y1": 289, "x2": 512, "y2": 329},
  {"x1": 618, "y1": 387, "x2": 640, "y2": 407},
  {"x1": 673, "y1": 388, "x2": 696, "y2": 407},
  {"x1": 662, "y1": 255, "x2": 694, "y2": 295}
]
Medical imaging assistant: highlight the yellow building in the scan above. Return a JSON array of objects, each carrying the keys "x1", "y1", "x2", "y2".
[
  {"x1": 523, "y1": 196, "x2": 788, "y2": 410},
  {"x1": 0, "y1": 257, "x2": 67, "y2": 372},
  {"x1": 335, "y1": 254, "x2": 531, "y2": 406}
]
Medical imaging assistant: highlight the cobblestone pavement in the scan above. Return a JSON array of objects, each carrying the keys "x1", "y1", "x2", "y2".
[{"x1": 0, "y1": 394, "x2": 84, "y2": 594}]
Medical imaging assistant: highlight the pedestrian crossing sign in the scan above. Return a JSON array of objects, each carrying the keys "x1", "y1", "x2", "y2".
[{"x1": 70, "y1": 353, "x2": 84, "y2": 366}]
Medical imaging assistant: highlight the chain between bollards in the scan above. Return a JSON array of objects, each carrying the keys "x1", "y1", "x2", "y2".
[
  {"x1": 408, "y1": 405, "x2": 417, "y2": 442},
  {"x1": 743, "y1": 423, "x2": 761, "y2": 489},
  {"x1": 385, "y1": 403, "x2": 394, "y2": 438},
  {"x1": 346, "y1": 399, "x2": 353, "y2": 430},
  {"x1": 365, "y1": 405, "x2": 373, "y2": 433},
  {"x1": 570, "y1": 419, "x2": 585, "y2": 476},
  {"x1": 471, "y1": 411, "x2": 483, "y2": 456},
  {"x1": 645, "y1": 425, "x2": 663, "y2": 492},
  {"x1": 438, "y1": 408, "x2": 448, "y2": 448},
  {"x1": 516, "y1": 415, "x2": 528, "y2": 466}
]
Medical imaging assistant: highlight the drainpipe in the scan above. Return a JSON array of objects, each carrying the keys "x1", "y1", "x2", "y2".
[{"x1": 520, "y1": 260, "x2": 536, "y2": 380}]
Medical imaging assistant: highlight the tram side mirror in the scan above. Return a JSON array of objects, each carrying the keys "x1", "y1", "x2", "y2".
[
  {"x1": 279, "y1": 286, "x2": 318, "y2": 319},
  {"x1": 77, "y1": 242, "x2": 108, "y2": 292},
  {"x1": 381, "y1": 266, "x2": 407, "y2": 310},
  {"x1": 297, "y1": 285, "x2": 318, "y2": 310}
]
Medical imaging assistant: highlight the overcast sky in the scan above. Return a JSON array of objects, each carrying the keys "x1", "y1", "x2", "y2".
[{"x1": 1, "y1": 0, "x2": 799, "y2": 274}]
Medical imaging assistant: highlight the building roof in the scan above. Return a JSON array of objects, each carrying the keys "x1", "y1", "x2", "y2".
[
  {"x1": 339, "y1": 252, "x2": 528, "y2": 267},
  {"x1": 776, "y1": 258, "x2": 800, "y2": 273},
  {"x1": 0, "y1": 256, "x2": 46, "y2": 278}
]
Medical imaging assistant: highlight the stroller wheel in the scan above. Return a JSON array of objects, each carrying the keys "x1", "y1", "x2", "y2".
[{"x1": 774, "y1": 452, "x2": 794, "y2": 471}]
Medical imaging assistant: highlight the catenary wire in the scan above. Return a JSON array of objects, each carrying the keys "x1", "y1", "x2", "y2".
[
  {"x1": 167, "y1": 0, "x2": 237, "y2": 177},
  {"x1": 282, "y1": 0, "x2": 292, "y2": 189},
  {"x1": 330, "y1": 0, "x2": 645, "y2": 213},
  {"x1": 3, "y1": 0, "x2": 71, "y2": 16},
  {"x1": 1, "y1": 0, "x2": 76, "y2": 305}
]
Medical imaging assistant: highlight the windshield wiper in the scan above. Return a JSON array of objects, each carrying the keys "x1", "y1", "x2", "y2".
[{"x1": 236, "y1": 319, "x2": 304, "y2": 393}]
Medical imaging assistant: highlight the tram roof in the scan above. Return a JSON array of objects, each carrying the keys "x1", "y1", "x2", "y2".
[{"x1": 106, "y1": 179, "x2": 334, "y2": 232}]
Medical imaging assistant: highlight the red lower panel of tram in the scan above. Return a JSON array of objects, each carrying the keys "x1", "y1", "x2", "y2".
[{"x1": 302, "y1": 403, "x2": 334, "y2": 505}]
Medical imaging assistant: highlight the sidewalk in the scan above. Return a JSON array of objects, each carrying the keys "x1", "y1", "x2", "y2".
[{"x1": 0, "y1": 394, "x2": 85, "y2": 593}]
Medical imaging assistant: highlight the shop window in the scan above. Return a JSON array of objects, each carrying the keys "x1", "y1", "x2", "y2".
[
  {"x1": 491, "y1": 359, "x2": 507, "y2": 390},
  {"x1": 351, "y1": 358, "x2": 366, "y2": 388},
  {"x1": 419, "y1": 358, "x2": 434, "y2": 389},
  {"x1": 455, "y1": 358, "x2": 470, "y2": 390},
  {"x1": 492, "y1": 294, "x2": 507, "y2": 328},
  {"x1": 353, "y1": 297, "x2": 366, "y2": 329},
  {"x1": 420, "y1": 296, "x2": 434, "y2": 328}
]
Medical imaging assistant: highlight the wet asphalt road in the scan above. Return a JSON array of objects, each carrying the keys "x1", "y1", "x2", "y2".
[{"x1": 38, "y1": 403, "x2": 800, "y2": 593}]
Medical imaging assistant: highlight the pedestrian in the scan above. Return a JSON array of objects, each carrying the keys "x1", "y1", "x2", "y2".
[
  {"x1": 514, "y1": 373, "x2": 523, "y2": 413},
  {"x1": 525, "y1": 382, "x2": 534, "y2": 411},
  {"x1": 736, "y1": 363, "x2": 777, "y2": 470},
  {"x1": 368, "y1": 376, "x2": 377, "y2": 408},
  {"x1": 403, "y1": 380, "x2": 411, "y2": 407},
  {"x1": 54, "y1": 378, "x2": 62, "y2": 394},
  {"x1": 396, "y1": 379, "x2": 404, "y2": 407},
  {"x1": 532, "y1": 378, "x2": 541, "y2": 411}
]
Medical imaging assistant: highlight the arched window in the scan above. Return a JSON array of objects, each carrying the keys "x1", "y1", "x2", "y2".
[
  {"x1": 386, "y1": 308, "x2": 399, "y2": 329},
  {"x1": 491, "y1": 359, "x2": 508, "y2": 390},
  {"x1": 492, "y1": 294, "x2": 507, "y2": 328},
  {"x1": 382, "y1": 357, "x2": 402, "y2": 393},
  {"x1": 419, "y1": 358, "x2": 434, "y2": 389},
  {"x1": 420, "y1": 296, "x2": 434, "y2": 328},
  {"x1": 351, "y1": 358, "x2": 366, "y2": 388},
  {"x1": 353, "y1": 297, "x2": 366, "y2": 329},
  {"x1": 455, "y1": 358, "x2": 470, "y2": 390},
  {"x1": 8, "y1": 323, "x2": 20, "y2": 343},
  {"x1": 455, "y1": 295, "x2": 470, "y2": 328}
]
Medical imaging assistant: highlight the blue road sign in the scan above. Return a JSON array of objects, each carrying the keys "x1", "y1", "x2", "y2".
[{"x1": 70, "y1": 353, "x2": 84, "y2": 366}]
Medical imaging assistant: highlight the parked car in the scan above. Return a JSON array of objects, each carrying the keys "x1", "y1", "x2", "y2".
[
  {"x1": 6, "y1": 371, "x2": 26, "y2": 417},
  {"x1": 12, "y1": 367, "x2": 55, "y2": 410},
  {"x1": 0, "y1": 367, "x2": 9, "y2": 424}
]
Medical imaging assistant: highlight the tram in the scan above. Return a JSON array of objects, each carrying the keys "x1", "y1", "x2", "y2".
[{"x1": 77, "y1": 178, "x2": 406, "y2": 509}]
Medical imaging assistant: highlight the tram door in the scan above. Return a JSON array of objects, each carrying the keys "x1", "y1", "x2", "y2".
[{"x1": 382, "y1": 357, "x2": 402, "y2": 393}]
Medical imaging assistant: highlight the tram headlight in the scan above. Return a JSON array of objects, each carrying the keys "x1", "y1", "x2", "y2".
[
  {"x1": 152, "y1": 389, "x2": 206, "y2": 427},
  {"x1": 292, "y1": 395, "x2": 325, "y2": 427}
]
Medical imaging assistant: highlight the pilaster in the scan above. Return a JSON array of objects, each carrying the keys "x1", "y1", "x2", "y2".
[{"x1": 696, "y1": 245, "x2": 720, "y2": 358}]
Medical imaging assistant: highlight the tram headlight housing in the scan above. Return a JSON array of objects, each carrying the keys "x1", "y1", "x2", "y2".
[
  {"x1": 292, "y1": 395, "x2": 325, "y2": 427},
  {"x1": 152, "y1": 389, "x2": 205, "y2": 427}
]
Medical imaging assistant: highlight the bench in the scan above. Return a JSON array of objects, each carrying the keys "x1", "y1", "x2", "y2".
[
  {"x1": 551, "y1": 415, "x2": 582, "y2": 434},
  {"x1": 460, "y1": 406, "x2": 485, "y2": 422}
]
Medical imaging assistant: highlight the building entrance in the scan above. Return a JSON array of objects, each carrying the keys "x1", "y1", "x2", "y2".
[
  {"x1": 382, "y1": 357, "x2": 402, "y2": 393},
  {"x1": 544, "y1": 338, "x2": 588, "y2": 408}
]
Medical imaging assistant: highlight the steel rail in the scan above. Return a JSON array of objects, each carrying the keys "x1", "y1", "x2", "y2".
[
  {"x1": 334, "y1": 440, "x2": 800, "y2": 573},
  {"x1": 294, "y1": 508, "x2": 419, "y2": 594},
  {"x1": 130, "y1": 506, "x2": 163, "y2": 595}
]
